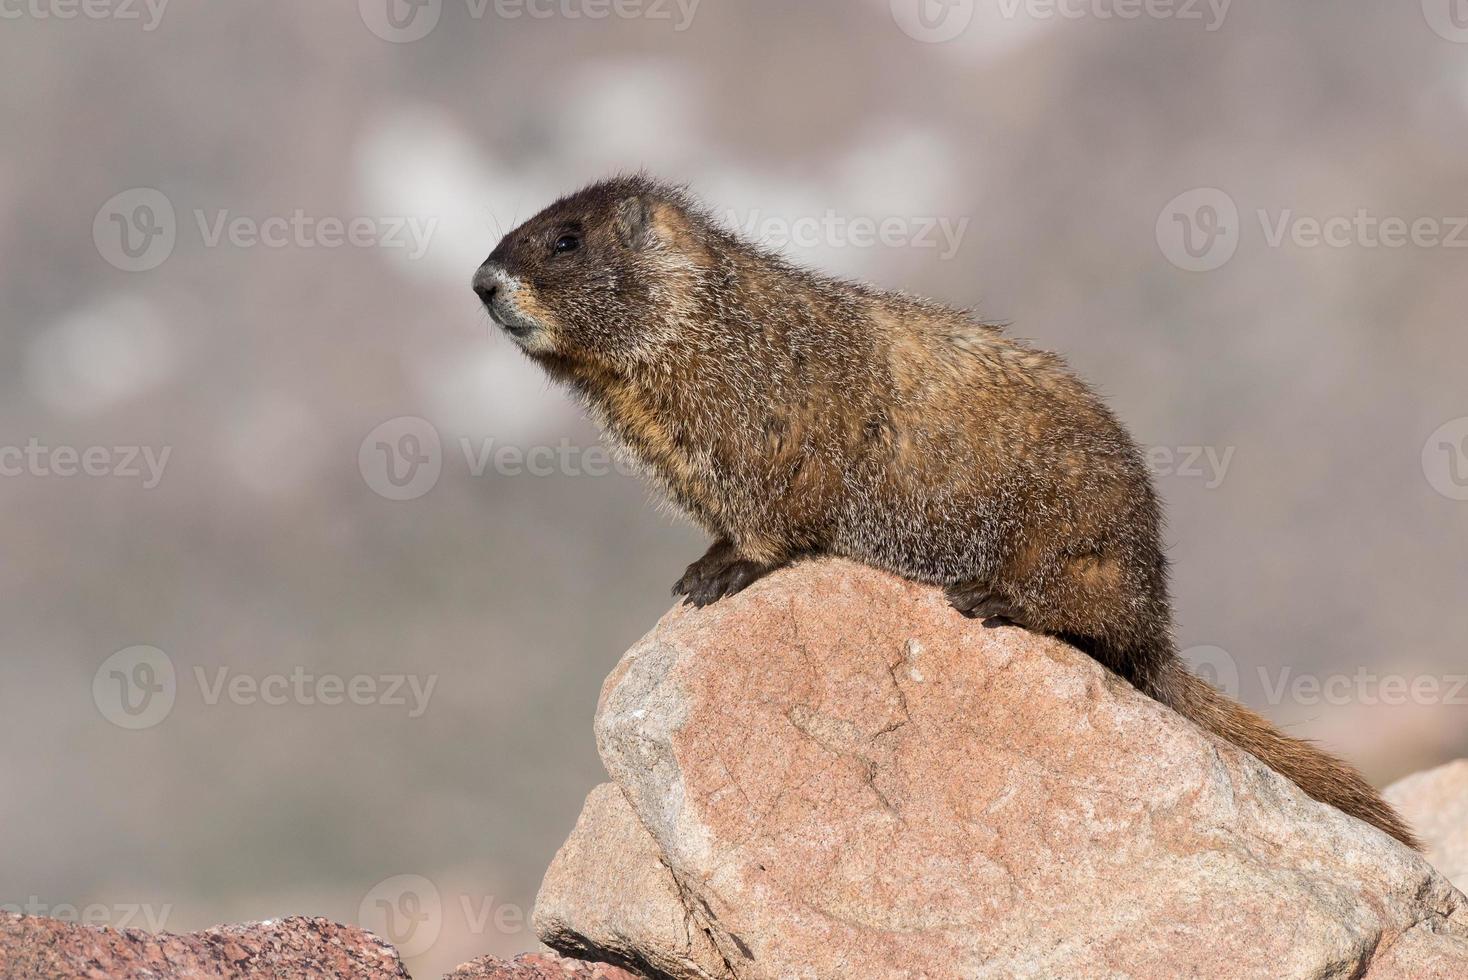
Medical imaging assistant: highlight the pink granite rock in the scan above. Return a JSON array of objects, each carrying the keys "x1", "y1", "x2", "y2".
[
  {"x1": 443, "y1": 950, "x2": 639, "y2": 980},
  {"x1": 0, "y1": 913, "x2": 410, "y2": 979},
  {"x1": 536, "y1": 558, "x2": 1468, "y2": 978},
  {"x1": 1387, "y1": 759, "x2": 1468, "y2": 892}
]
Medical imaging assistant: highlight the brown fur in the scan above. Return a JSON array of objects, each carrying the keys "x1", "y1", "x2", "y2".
[{"x1": 472, "y1": 174, "x2": 1419, "y2": 849}]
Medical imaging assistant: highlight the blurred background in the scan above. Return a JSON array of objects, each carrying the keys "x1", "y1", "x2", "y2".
[{"x1": 3, "y1": 0, "x2": 1467, "y2": 975}]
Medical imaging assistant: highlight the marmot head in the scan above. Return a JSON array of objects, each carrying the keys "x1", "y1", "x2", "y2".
[{"x1": 472, "y1": 175, "x2": 702, "y2": 368}]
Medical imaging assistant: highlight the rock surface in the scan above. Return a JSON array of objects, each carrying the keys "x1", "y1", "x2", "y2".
[
  {"x1": 1388, "y1": 759, "x2": 1468, "y2": 892},
  {"x1": 0, "y1": 913, "x2": 410, "y2": 979},
  {"x1": 444, "y1": 950, "x2": 639, "y2": 979},
  {"x1": 537, "y1": 558, "x2": 1468, "y2": 979},
  {"x1": 0, "y1": 911, "x2": 636, "y2": 980}
]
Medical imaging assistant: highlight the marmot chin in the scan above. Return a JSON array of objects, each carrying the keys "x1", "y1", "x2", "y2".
[{"x1": 472, "y1": 174, "x2": 1417, "y2": 848}]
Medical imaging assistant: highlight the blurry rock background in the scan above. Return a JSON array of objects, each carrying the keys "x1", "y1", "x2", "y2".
[{"x1": 1, "y1": 2, "x2": 1466, "y2": 977}]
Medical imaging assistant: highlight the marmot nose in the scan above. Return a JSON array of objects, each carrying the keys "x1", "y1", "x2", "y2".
[{"x1": 472, "y1": 263, "x2": 504, "y2": 307}]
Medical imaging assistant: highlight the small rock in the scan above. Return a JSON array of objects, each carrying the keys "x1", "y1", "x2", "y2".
[
  {"x1": 534, "y1": 783, "x2": 727, "y2": 978},
  {"x1": 444, "y1": 950, "x2": 640, "y2": 979},
  {"x1": 0, "y1": 913, "x2": 411, "y2": 979},
  {"x1": 1387, "y1": 759, "x2": 1468, "y2": 891}
]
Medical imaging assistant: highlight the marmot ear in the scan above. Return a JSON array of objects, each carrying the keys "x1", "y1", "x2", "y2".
[{"x1": 614, "y1": 195, "x2": 654, "y2": 250}]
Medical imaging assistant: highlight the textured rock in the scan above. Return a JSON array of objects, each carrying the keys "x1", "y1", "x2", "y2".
[
  {"x1": 1387, "y1": 759, "x2": 1468, "y2": 892},
  {"x1": 0, "y1": 911, "x2": 639, "y2": 980},
  {"x1": 535, "y1": 783, "x2": 727, "y2": 978},
  {"x1": 546, "y1": 558, "x2": 1468, "y2": 979},
  {"x1": 444, "y1": 950, "x2": 640, "y2": 979},
  {"x1": 0, "y1": 913, "x2": 410, "y2": 979}
]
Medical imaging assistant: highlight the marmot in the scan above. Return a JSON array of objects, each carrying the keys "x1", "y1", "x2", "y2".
[{"x1": 472, "y1": 174, "x2": 1418, "y2": 848}]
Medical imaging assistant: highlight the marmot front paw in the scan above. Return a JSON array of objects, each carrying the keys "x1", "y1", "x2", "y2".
[{"x1": 672, "y1": 543, "x2": 777, "y2": 607}]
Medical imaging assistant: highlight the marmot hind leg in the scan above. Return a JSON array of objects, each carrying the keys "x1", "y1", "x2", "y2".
[
  {"x1": 947, "y1": 548, "x2": 1174, "y2": 693},
  {"x1": 944, "y1": 582, "x2": 1027, "y2": 627}
]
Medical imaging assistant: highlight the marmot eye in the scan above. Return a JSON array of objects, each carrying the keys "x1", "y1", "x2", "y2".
[{"x1": 553, "y1": 233, "x2": 580, "y2": 255}]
